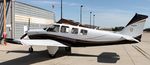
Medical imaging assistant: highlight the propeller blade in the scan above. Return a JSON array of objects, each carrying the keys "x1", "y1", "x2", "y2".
[
  {"x1": 5, "y1": 38, "x2": 21, "y2": 44},
  {"x1": 20, "y1": 33, "x2": 27, "y2": 39}
]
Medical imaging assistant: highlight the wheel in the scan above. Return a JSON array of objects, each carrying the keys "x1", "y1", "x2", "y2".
[
  {"x1": 65, "y1": 47, "x2": 71, "y2": 54},
  {"x1": 48, "y1": 54, "x2": 56, "y2": 58},
  {"x1": 29, "y1": 47, "x2": 33, "y2": 52}
]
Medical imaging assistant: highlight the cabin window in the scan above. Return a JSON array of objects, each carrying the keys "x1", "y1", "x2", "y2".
[
  {"x1": 80, "y1": 29, "x2": 88, "y2": 35},
  {"x1": 61, "y1": 26, "x2": 69, "y2": 33},
  {"x1": 47, "y1": 25, "x2": 60, "y2": 32},
  {"x1": 71, "y1": 28, "x2": 78, "y2": 34}
]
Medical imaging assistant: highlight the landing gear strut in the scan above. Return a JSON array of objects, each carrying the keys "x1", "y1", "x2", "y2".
[{"x1": 29, "y1": 46, "x2": 33, "y2": 52}]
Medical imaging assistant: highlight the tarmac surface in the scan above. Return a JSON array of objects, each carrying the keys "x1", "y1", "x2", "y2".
[{"x1": 0, "y1": 32, "x2": 150, "y2": 65}]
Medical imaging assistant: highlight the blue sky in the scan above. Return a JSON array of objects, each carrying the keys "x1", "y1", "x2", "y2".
[{"x1": 16, "y1": 0, "x2": 150, "y2": 28}]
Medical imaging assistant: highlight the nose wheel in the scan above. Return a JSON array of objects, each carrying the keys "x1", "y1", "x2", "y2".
[{"x1": 29, "y1": 46, "x2": 33, "y2": 52}]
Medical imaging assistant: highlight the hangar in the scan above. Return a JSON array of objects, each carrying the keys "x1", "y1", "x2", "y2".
[{"x1": 0, "y1": 0, "x2": 54, "y2": 39}]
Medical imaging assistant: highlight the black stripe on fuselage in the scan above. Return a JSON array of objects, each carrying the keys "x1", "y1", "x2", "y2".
[{"x1": 28, "y1": 34, "x2": 138, "y2": 47}]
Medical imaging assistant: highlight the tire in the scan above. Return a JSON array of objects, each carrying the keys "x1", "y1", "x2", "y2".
[
  {"x1": 65, "y1": 47, "x2": 71, "y2": 54},
  {"x1": 48, "y1": 54, "x2": 56, "y2": 58},
  {"x1": 29, "y1": 47, "x2": 33, "y2": 52}
]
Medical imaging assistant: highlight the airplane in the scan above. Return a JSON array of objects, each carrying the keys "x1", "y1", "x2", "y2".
[{"x1": 3, "y1": 13, "x2": 148, "y2": 57}]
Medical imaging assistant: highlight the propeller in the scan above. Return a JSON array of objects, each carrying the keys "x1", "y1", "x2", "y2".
[{"x1": 20, "y1": 33, "x2": 27, "y2": 39}]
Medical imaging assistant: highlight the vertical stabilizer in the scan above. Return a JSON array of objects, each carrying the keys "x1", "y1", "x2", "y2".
[{"x1": 119, "y1": 13, "x2": 148, "y2": 41}]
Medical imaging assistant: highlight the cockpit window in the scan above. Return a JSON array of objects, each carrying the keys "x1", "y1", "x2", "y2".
[
  {"x1": 71, "y1": 28, "x2": 78, "y2": 34},
  {"x1": 61, "y1": 26, "x2": 69, "y2": 33},
  {"x1": 80, "y1": 29, "x2": 88, "y2": 35},
  {"x1": 47, "y1": 25, "x2": 60, "y2": 32}
]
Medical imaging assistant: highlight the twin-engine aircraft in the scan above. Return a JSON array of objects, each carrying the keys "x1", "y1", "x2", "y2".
[{"x1": 4, "y1": 13, "x2": 148, "y2": 57}]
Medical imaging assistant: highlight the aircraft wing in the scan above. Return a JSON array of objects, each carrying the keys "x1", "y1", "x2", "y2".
[{"x1": 5, "y1": 38, "x2": 67, "y2": 47}]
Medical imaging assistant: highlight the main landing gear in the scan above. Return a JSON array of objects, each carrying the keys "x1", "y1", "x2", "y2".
[
  {"x1": 65, "y1": 47, "x2": 71, "y2": 54},
  {"x1": 29, "y1": 46, "x2": 33, "y2": 52}
]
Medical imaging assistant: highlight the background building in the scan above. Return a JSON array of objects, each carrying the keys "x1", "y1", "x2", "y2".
[{"x1": 0, "y1": 0, "x2": 54, "y2": 39}]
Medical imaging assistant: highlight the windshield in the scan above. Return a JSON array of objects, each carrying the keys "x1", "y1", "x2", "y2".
[{"x1": 46, "y1": 25, "x2": 60, "y2": 32}]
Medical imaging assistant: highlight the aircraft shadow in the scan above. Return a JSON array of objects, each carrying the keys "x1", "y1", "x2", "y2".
[
  {"x1": 1, "y1": 50, "x2": 120, "y2": 65},
  {"x1": 1, "y1": 50, "x2": 97, "y2": 65},
  {"x1": 7, "y1": 50, "x2": 33, "y2": 53},
  {"x1": 0, "y1": 50, "x2": 51, "y2": 65},
  {"x1": 97, "y1": 52, "x2": 120, "y2": 63},
  {"x1": 68, "y1": 53, "x2": 97, "y2": 57}
]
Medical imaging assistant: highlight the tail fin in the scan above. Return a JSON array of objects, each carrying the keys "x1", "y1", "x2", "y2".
[{"x1": 119, "y1": 13, "x2": 148, "y2": 41}]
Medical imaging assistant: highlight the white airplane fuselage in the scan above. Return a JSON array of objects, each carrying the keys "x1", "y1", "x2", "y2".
[{"x1": 27, "y1": 23, "x2": 138, "y2": 47}]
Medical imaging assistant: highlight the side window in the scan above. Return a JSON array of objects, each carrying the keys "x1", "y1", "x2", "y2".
[
  {"x1": 71, "y1": 28, "x2": 78, "y2": 34},
  {"x1": 80, "y1": 29, "x2": 88, "y2": 35},
  {"x1": 61, "y1": 26, "x2": 69, "y2": 33},
  {"x1": 53, "y1": 25, "x2": 60, "y2": 32}
]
